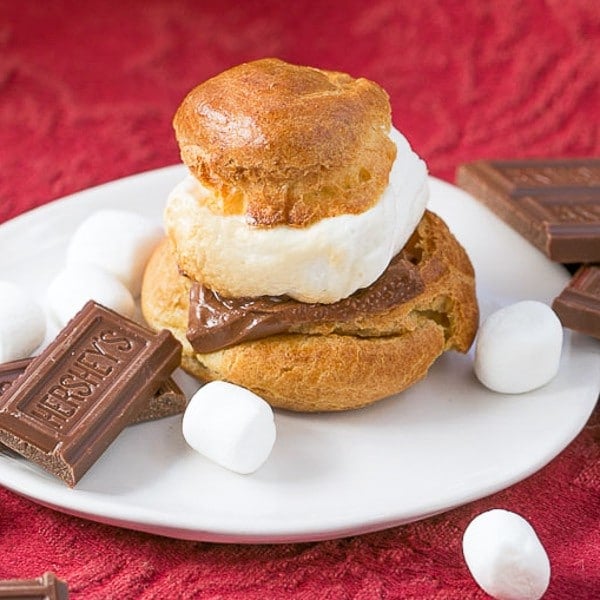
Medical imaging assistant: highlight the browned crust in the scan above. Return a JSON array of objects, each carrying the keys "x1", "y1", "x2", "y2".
[
  {"x1": 173, "y1": 58, "x2": 396, "y2": 227},
  {"x1": 141, "y1": 211, "x2": 479, "y2": 411}
]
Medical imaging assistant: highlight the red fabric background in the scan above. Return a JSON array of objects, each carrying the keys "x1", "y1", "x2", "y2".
[{"x1": 0, "y1": 1, "x2": 599, "y2": 597}]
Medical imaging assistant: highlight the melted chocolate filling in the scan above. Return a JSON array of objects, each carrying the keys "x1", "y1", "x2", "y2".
[{"x1": 187, "y1": 251, "x2": 425, "y2": 353}]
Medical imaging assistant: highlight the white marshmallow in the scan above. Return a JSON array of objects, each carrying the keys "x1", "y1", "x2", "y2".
[
  {"x1": 182, "y1": 381, "x2": 276, "y2": 474},
  {"x1": 474, "y1": 301, "x2": 563, "y2": 394},
  {"x1": 0, "y1": 281, "x2": 46, "y2": 362},
  {"x1": 66, "y1": 210, "x2": 163, "y2": 297},
  {"x1": 165, "y1": 127, "x2": 428, "y2": 303},
  {"x1": 463, "y1": 509, "x2": 550, "y2": 600},
  {"x1": 46, "y1": 264, "x2": 135, "y2": 327}
]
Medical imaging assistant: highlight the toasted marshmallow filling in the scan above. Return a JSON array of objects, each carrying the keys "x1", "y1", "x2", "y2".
[{"x1": 165, "y1": 127, "x2": 428, "y2": 303}]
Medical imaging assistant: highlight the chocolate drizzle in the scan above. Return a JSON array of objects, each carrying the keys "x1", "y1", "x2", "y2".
[{"x1": 187, "y1": 252, "x2": 425, "y2": 353}]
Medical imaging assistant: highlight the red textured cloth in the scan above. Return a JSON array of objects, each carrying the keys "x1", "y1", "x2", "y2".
[{"x1": 0, "y1": 1, "x2": 599, "y2": 598}]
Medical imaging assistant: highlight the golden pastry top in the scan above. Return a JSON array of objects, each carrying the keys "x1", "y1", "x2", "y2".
[{"x1": 173, "y1": 58, "x2": 396, "y2": 227}]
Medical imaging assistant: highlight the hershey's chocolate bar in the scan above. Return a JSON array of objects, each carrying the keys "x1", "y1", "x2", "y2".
[
  {"x1": 0, "y1": 572, "x2": 68, "y2": 599},
  {"x1": 456, "y1": 159, "x2": 600, "y2": 263},
  {"x1": 0, "y1": 301, "x2": 181, "y2": 486},
  {"x1": 0, "y1": 358, "x2": 187, "y2": 424},
  {"x1": 552, "y1": 264, "x2": 600, "y2": 339}
]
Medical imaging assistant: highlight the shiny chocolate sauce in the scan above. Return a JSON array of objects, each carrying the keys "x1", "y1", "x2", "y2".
[{"x1": 187, "y1": 252, "x2": 424, "y2": 353}]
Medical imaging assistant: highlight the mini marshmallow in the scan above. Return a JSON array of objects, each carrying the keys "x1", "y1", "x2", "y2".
[
  {"x1": 0, "y1": 281, "x2": 46, "y2": 362},
  {"x1": 474, "y1": 301, "x2": 563, "y2": 394},
  {"x1": 46, "y1": 264, "x2": 135, "y2": 326},
  {"x1": 66, "y1": 209, "x2": 163, "y2": 297},
  {"x1": 182, "y1": 381, "x2": 276, "y2": 474},
  {"x1": 463, "y1": 509, "x2": 550, "y2": 600}
]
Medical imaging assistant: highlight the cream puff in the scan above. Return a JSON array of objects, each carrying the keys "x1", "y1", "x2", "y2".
[{"x1": 142, "y1": 58, "x2": 478, "y2": 411}]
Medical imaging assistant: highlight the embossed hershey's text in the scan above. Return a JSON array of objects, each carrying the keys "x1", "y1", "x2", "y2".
[{"x1": 26, "y1": 330, "x2": 143, "y2": 432}]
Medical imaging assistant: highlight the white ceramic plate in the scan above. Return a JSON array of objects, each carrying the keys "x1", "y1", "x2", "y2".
[{"x1": 0, "y1": 166, "x2": 598, "y2": 543}]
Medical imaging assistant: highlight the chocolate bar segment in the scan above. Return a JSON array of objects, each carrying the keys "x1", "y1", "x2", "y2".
[
  {"x1": 0, "y1": 572, "x2": 68, "y2": 599},
  {"x1": 0, "y1": 301, "x2": 181, "y2": 486},
  {"x1": 456, "y1": 159, "x2": 600, "y2": 263},
  {"x1": 131, "y1": 376, "x2": 187, "y2": 424},
  {"x1": 552, "y1": 264, "x2": 600, "y2": 339},
  {"x1": 0, "y1": 358, "x2": 187, "y2": 424},
  {"x1": 0, "y1": 358, "x2": 31, "y2": 397}
]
